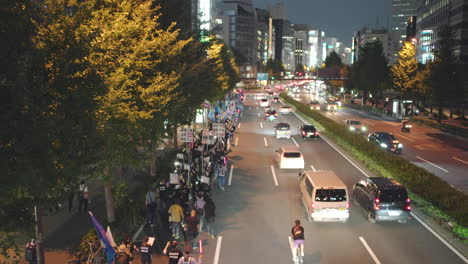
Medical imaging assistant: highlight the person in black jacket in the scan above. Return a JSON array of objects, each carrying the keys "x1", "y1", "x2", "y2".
[
  {"x1": 204, "y1": 196, "x2": 216, "y2": 239},
  {"x1": 291, "y1": 219, "x2": 304, "y2": 257}
]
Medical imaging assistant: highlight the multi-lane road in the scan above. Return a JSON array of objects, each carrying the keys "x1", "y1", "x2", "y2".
[
  {"x1": 197, "y1": 91, "x2": 467, "y2": 264},
  {"x1": 294, "y1": 91, "x2": 468, "y2": 194}
]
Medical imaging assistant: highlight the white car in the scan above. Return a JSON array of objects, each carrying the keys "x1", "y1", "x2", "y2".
[
  {"x1": 276, "y1": 146, "x2": 305, "y2": 169},
  {"x1": 310, "y1": 101, "x2": 321, "y2": 110},
  {"x1": 259, "y1": 99, "x2": 269, "y2": 108},
  {"x1": 344, "y1": 119, "x2": 367, "y2": 133},
  {"x1": 275, "y1": 122, "x2": 291, "y2": 139},
  {"x1": 279, "y1": 106, "x2": 292, "y2": 114}
]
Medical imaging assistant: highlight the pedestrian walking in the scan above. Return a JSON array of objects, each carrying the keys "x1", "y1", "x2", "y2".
[
  {"x1": 78, "y1": 180, "x2": 89, "y2": 213},
  {"x1": 194, "y1": 193, "x2": 206, "y2": 232},
  {"x1": 177, "y1": 246, "x2": 199, "y2": 264},
  {"x1": 217, "y1": 164, "x2": 226, "y2": 191},
  {"x1": 25, "y1": 239, "x2": 37, "y2": 264},
  {"x1": 168, "y1": 200, "x2": 184, "y2": 240},
  {"x1": 139, "y1": 236, "x2": 152, "y2": 264},
  {"x1": 145, "y1": 186, "x2": 158, "y2": 225},
  {"x1": 158, "y1": 179, "x2": 169, "y2": 209},
  {"x1": 163, "y1": 241, "x2": 183, "y2": 264},
  {"x1": 184, "y1": 210, "x2": 200, "y2": 249},
  {"x1": 204, "y1": 196, "x2": 216, "y2": 239}
]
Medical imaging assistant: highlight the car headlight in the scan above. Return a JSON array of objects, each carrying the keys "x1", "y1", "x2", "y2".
[
  {"x1": 362, "y1": 126, "x2": 367, "y2": 131},
  {"x1": 337, "y1": 102, "x2": 342, "y2": 106},
  {"x1": 327, "y1": 105, "x2": 330, "y2": 109},
  {"x1": 398, "y1": 143, "x2": 403, "y2": 148},
  {"x1": 350, "y1": 127, "x2": 355, "y2": 131},
  {"x1": 380, "y1": 143, "x2": 388, "y2": 148}
]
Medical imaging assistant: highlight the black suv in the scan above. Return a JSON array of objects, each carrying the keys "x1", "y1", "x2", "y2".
[
  {"x1": 368, "y1": 132, "x2": 403, "y2": 153},
  {"x1": 353, "y1": 177, "x2": 411, "y2": 224},
  {"x1": 298, "y1": 125, "x2": 319, "y2": 138}
]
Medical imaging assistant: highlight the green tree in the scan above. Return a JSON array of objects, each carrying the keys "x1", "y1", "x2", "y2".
[
  {"x1": 324, "y1": 51, "x2": 343, "y2": 68},
  {"x1": 322, "y1": 51, "x2": 344, "y2": 94},
  {"x1": 266, "y1": 58, "x2": 285, "y2": 80},
  {"x1": 353, "y1": 41, "x2": 390, "y2": 103},
  {"x1": 427, "y1": 25, "x2": 462, "y2": 122}
]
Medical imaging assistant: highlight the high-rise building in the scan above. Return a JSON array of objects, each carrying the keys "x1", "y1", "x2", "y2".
[
  {"x1": 293, "y1": 24, "x2": 310, "y2": 70},
  {"x1": 406, "y1": 16, "x2": 417, "y2": 42},
  {"x1": 391, "y1": 0, "x2": 417, "y2": 62},
  {"x1": 268, "y1": 2, "x2": 286, "y2": 20},
  {"x1": 217, "y1": 0, "x2": 257, "y2": 77},
  {"x1": 255, "y1": 8, "x2": 272, "y2": 72},
  {"x1": 416, "y1": 0, "x2": 468, "y2": 64},
  {"x1": 307, "y1": 30, "x2": 324, "y2": 68},
  {"x1": 273, "y1": 19, "x2": 294, "y2": 71},
  {"x1": 352, "y1": 27, "x2": 393, "y2": 63}
]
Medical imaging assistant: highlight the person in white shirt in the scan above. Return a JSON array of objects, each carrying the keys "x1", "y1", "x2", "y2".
[{"x1": 78, "y1": 180, "x2": 89, "y2": 213}]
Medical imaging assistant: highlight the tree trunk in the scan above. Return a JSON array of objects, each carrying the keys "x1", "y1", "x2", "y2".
[
  {"x1": 103, "y1": 167, "x2": 116, "y2": 223},
  {"x1": 150, "y1": 150, "x2": 157, "y2": 177},
  {"x1": 437, "y1": 104, "x2": 443, "y2": 123},
  {"x1": 173, "y1": 125, "x2": 178, "y2": 148}
]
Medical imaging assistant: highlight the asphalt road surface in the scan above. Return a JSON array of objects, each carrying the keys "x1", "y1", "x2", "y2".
[
  {"x1": 196, "y1": 92, "x2": 467, "y2": 264},
  {"x1": 293, "y1": 90, "x2": 468, "y2": 194}
]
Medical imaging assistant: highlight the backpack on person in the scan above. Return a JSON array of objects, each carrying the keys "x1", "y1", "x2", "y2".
[{"x1": 25, "y1": 246, "x2": 35, "y2": 261}]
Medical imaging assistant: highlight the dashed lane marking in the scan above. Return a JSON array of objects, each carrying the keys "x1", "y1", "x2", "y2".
[
  {"x1": 363, "y1": 120, "x2": 375, "y2": 126},
  {"x1": 416, "y1": 156, "x2": 449, "y2": 173},
  {"x1": 291, "y1": 137, "x2": 299, "y2": 147},
  {"x1": 359, "y1": 237, "x2": 382, "y2": 264},
  {"x1": 270, "y1": 165, "x2": 279, "y2": 186},
  {"x1": 264, "y1": 137, "x2": 268, "y2": 147},
  {"x1": 452, "y1": 156, "x2": 468, "y2": 165},
  {"x1": 396, "y1": 133, "x2": 415, "y2": 142},
  {"x1": 228, "y1": 165, "x2": 234, "y2": 186},
  {"x1": 310, "y1": 165, "x2": 316, "y2": 172},
  {"x1": 235, "y1": 137, "x2": 239, "y2": 146},
  {"x1": 213, "y1": 236, "x2": 223, "y2": 264},
  {"x1": 260, "y1": 122, "x2": 263, "y2": 128}
]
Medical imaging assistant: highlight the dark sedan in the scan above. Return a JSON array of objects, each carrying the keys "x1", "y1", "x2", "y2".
[
  {"x1": 299, "y1": 125, "x2": 319, "y2": 138},
  {"x1": 368, "y1": 132, "x2": 403, "y2": 153}
]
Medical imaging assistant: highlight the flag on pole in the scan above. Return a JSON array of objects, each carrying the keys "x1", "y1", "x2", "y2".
[
  {"x1": 106, "y1": 226, "x2": 117, "y2": 248},
  {"x1": 89, "y1": 212, "x2": 115, "y2": 264}
]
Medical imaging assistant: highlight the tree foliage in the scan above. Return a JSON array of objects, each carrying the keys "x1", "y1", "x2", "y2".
[
  {"x1": 392, "y1": 41, "x2": 418, "y2": 96},
  {"x1": 266, "y1": 58, "x2": 285, "y2": 80}
]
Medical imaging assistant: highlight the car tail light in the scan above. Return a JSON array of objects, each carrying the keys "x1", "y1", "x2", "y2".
[
  {"x1": 311, "y1": 203, "x2": 316, "y2": 213},
  {"x1": 314, "y1": 131, "x2": 318, "y2": 135},
  {"x1": 302, "y1": 131, "x2": 306, "y2": 135},
  {"x1": 274, "y1": 113, "x2": 277, "y2": 116},
  {"x1": 346, "y1": 203, "x2": 350, "y2": 209},
  {"x1": 405, "y1": 198, "x2": 411, "y2": 211},
  {"x1": 406, "y1": 198, "x2": 411, "y2": 203},
  {"x1": 405, "y1": 205, "x2": 412, "y2": 211},
  {"x1": 374, "y1": 198, "x2": 380, "y2": 210}
]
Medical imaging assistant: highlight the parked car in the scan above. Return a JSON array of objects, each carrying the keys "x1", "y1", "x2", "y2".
[
  {"x1": 353, "y1": 177, "x2": 411, "y2": 224},
  {"x1": 368, "y1": 132, "x2": 403, "y2": 153},
  {"x1": 298, "y1": 125, "x2": 319, "y2": 138},
  {"x1": 344, "y1": 120, "x2": 367, "y2": 134}
]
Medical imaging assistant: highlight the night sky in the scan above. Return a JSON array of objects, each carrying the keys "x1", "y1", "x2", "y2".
[{"x1": 252, "y1": 0, "x2": 392, "y2": 47}]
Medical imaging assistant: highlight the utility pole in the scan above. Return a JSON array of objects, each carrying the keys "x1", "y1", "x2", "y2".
[{"x1": 34, "y1": 206, "x2": 45, "y2": 264}]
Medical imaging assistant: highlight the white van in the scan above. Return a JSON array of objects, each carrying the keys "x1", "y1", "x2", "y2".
[{"x1": 299, "y1": 170, "x2": 349, "y2": 223}]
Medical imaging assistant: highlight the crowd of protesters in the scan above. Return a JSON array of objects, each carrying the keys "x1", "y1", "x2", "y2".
[{"x1": 112, "y1": 91, "x2": 244, "y2": 264}]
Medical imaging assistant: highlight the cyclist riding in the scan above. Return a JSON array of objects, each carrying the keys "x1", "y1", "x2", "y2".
[{"x1": 291, "y1": 220, "x2": 305, "y2": 259}]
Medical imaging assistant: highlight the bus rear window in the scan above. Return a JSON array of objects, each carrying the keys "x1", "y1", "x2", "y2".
[{"x1": 315, "y1": 189, "x2": 347, "y2": 202}]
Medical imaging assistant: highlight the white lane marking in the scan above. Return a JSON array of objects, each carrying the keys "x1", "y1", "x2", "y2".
[
  {"x1": 257, "y1": 112, "x2": 260, "y2": 117},
  {"x1": 363, "y1": 120, "x2": 375, "y2": 126},
  {"x1": 260, "y1": 122, "x2": 263, "y2": 128},
  {"x1": 310, "y1": 165, "x2": 316, "y2": 172},
  {"x1": 228, "y1": 165, "x2": 234, "y2": 186},
  {"x1": 452, "y1": 156, "x2": 468, "y2": 165},
  {"x1": 291, "y1": 137, "x2": 299, "y2": 147},
  {"x1": 341, "y1": 112, "x2": 350, "y2": 116},
  {"x1": 270, "y1": 165, "x2": 279, "y2": 186},
  {"x1": 264, "y1": 137, "x2": 268, "y2": 147},
  {"x1": 288, "y1": 101, "x2": 467, "y2": 262},
  {"x1": 396, "y1": 133, "x2": 415, "y2": 142},
  {"x1": 411, "y1": 213, "x2": 468, "y2": 263},
  {"x1": 416, "y1": 156, "x2": 449, "y2": 173},
  {"x1": 384, "y1": 121, "x2": 399, "y2": 126},
  {"x1": 425, "y1": 136, "x2": 443, "y2": 143},
  {"x1": 235, "y1": 137, "x2": 239, "y2": 146},
  {"x1": 288, "y1": 236, "x2": 296, "y2": 257},
  {"x1": 213, "y1": 236, "x2": 223, "y2": 264},
  {"x1": 238, "y1": 122, "x2": 241, "y2": 129},
  {"x1": 359, "y1": 237, "x2": 381, "y2": 264}
]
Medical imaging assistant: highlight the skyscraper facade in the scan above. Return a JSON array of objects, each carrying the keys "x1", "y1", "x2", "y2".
[
  {"x1": 293, "y1": 24, "x2": 310, "y2": 70},
  {"x1": 273, "y1": 19, "x2": 294, "y2": 71},
  {"x1": 391, "y1": 0, "x2": 417, "y2": 62}
]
